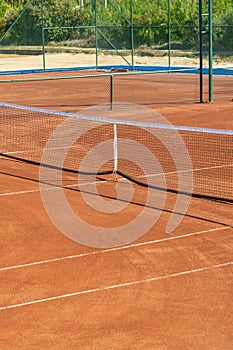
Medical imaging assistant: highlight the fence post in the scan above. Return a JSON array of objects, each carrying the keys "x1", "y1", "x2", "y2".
[
  {"x1": 130, "y1": 0, "x2": 135, "y2": 70},
  {"x1": 94, "y1": 0, "x2": 98, "y2": 69},
  {"x1": 199, "y1": 0, "x2": 204, "y2": 103},
  {"x1": 41, "y1": 0, "x2": 46, "y2": 70},
  {"x1": 208, "y1": 0, "x2": 213, "y2": 102},
  {"x1": 168, "y1": 0, "x2": 171, "y2": 69}
]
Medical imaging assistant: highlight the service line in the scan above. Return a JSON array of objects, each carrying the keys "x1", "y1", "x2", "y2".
[
  {"x1": 0, "y1": 261, "x2": 232, "y2": 311},
  {"x1": 0, "y1": 226, "x2": 231, "y2": 272}
]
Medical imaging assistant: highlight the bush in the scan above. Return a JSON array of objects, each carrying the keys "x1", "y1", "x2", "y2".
[
  {"x1": 1, "y1": 0, "x2": 93, "y2": 45},
  {"x1": 213, "y1": 9, "x2": 233, "y2": 50},
  {"x1": 0, "y1": 0, "x2": 233, "y2": 52}
]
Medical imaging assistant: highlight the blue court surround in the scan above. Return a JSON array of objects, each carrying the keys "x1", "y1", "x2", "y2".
[{"x1": 0, "y1": 65, "x2": 232, "y2": 76}]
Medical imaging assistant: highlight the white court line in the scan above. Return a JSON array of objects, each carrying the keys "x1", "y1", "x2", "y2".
[
  {"x1": 0, "y1": 226, "x2": 231, "y2": 273},
  {"x1": 1, "y1": 162, "x2": 232, "y2": 197},
  {"x1": 0, "y1": 261, "x2": 232, "y2": 311},
  {"x1": 0, "y1": 188, "x2": 40, "y2": 196},
  {"x1": 2, "y1": 144, "x2": 81, "y2": 156},
  {"x1": 143, "y1": 163, "x2": 233, "y2": 179},
  {"x1": 0, "y1": 179, "x2": 108, "y2": 197}
]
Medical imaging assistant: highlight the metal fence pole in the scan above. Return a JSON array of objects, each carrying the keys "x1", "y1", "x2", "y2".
[
  {"x1": 94, "y1": 0, "x2": 98, "y2": 69},
  {"x1": 130, "y1": 0, "x2": 135, "y2": 70},
  {"x1": 208, "y1": 0, "x2": 213, "y2": 102},
  {"x1": 168, "y1": 0, "x2": 171, "y2": 69},
  {"x1": 41, "y1": 0, "x2": 46, "y2": 70},
  {"x1": 199, "y1": 0, "x2": 204, "y2": 103}
]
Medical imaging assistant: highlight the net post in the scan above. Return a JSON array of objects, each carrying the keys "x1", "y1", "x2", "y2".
[
  {"x1": 110, "y1": 74, "x2": 114, "y2": 110},
  {"x1": 113, "y1": 123, "x2": 118, "y2": 175}
]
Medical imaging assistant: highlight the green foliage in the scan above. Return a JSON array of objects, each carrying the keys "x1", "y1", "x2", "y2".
[
  {"x1": 0, "y1": 0, "x2": 232, "y2": 51},
  {"x1": 0, "y1": 0, "x2": 9, "y2": 19},
  {"x1": 1, "y1": 0, "x2": 94, "y2": 45},
  {"x1": 0, "y1": 1, "x2": 22, "y2": 38},
  {"x1": 213, "y1": 8, "x2": 233, "y2": 50}
]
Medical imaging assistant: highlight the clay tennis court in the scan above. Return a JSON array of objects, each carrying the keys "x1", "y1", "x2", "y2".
[{"x1": 0, "y1": 70, "x2": 232, "y2": 349}]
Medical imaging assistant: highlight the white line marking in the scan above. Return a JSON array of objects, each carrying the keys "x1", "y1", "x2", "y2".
[
  {"x1": 0, "y1": 179, "x2": 108, "y2": 196},
  {"x1": 143, "y1": 163, "x2": 233, "y2": 179},
  {"x1": 2, "y1": 144, "x2": 81, "y2": 156},
  {"x1": 1, "y1": 162, "x2": 232, "y2": 197},
  {"x1": 0, "y1": 189, "x2": 40, "y2": 196},
  {"x1": 0, "y1": 261, "x2": 232, "y2": 311},
  {"x1": 0, "y1": 226, "x2": 231, "y2": 272}
]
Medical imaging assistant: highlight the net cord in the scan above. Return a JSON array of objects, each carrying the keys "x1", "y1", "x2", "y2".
[{"x1": 1, "y1": 101, "x2": 233, "y2": 135}]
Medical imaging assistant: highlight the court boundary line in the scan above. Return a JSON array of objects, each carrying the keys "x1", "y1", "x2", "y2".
[
  {"x1": 0, "y1": 179, "x2": 109, "y2": 197},
  {"x1": 0, "y1": 226, "x2": 231, "y2": 272},
  {"x1": 0, "y1": 261, "x2": 231, "y2": 311}
]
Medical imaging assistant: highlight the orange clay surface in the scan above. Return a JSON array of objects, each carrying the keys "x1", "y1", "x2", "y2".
[{"x1": 0, "y1": 71, "x2": 232, "y2": 349}]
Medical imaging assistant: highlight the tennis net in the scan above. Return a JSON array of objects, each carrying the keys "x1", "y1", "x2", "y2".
[{"x1": 0, "y1": 102, "x2": 232, "y2": 203}]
